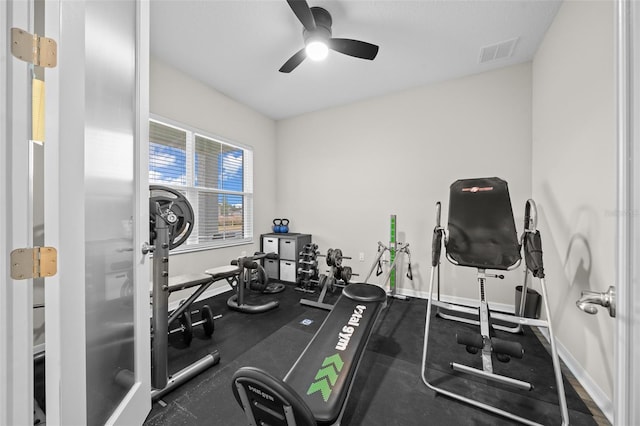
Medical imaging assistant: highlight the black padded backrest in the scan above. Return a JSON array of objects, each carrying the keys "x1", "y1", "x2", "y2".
[
  {"x1": 446, "y1": 177, "x2": 521, "y2": 270},
  {"x1": 232, "y1": 367, "x2": 317, "y2": 426},
  {"x1": 284, "y1": 283, "x2": 387, "y2": 425}
]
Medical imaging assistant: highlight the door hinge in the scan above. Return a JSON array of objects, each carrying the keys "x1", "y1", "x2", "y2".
[
  {"x1": 10, "y1": 247, "x2": 58, "y2": 280},
  {"x1": 11, "y1": 28, "x2": 57, "y2": 68}
]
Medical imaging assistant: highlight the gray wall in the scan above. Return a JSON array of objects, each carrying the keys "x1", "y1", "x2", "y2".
[
  {"x1": 532, "y1": 0, "x2": 615, "y2": 418},
  {"x1": 149, "y1": 57, "x2": 278, "y2": 297},
  {"x1": 276, "y1": 63, "x2": 533, "y2": 305}
]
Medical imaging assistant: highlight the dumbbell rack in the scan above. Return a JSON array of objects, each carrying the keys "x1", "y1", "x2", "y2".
[
  {"x1": 299, "y1": 247, "x2": 357, "y2": 311},
  {"x1": 296, "y1": 243, "x2": 320, "y2": 293}
]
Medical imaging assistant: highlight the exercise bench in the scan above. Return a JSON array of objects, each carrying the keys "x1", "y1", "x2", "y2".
[
  {"x1": 152, "y1": 267, "x2": 239, "y2": 334},
  {"x1": 232, "y1": 283, "x2": 387, "y2": 425}
]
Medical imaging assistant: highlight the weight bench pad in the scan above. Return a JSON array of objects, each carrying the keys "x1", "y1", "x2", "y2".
[
  {"x1": 204, "y1": 264, "x2": 241, "y2": 279},
  {"x1": 149, "y1": 273, "x2": 212, "y2": 295},
  {"x1": 284, "y1": 283, "x2": 387, "y2": 424}
]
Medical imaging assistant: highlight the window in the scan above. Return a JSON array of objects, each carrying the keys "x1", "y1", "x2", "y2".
[{"x1": 149, "y1": 117, "x2": 253, "y2": 251}]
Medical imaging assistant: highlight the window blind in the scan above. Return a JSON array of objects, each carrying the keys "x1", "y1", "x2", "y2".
[{"x1": 149, "y1": 118, "x2": 253, "y2": 250}]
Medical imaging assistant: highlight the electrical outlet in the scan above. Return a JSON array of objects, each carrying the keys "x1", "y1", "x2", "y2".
[{"x1": 359, "y1": 252, "x2": 365, "y2": 262}]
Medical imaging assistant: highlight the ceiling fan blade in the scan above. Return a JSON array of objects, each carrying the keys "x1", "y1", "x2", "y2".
[
  {"x1": 286, "y1": 0, "x2": 316, "y2": 31},
  {"x1": 329, "y1": 38, "x2": 379, "y2": 60},
  {"x1": 279, "y1": 48, "x2": 307, "y2": 73}
]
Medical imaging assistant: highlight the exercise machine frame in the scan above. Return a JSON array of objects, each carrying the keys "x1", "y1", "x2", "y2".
[
  {"x1": 420, "y1": 180, "x2": 569, "y2": 426},
  {"x1": 226, "y1": 252, "x2": 280, "y2": 313},
  {"x1": 362, "y1": 240, "x2": 412, "y2": 299},
  {"x1": 148, "y1": 190, "x2": 221, "y2": 400}
]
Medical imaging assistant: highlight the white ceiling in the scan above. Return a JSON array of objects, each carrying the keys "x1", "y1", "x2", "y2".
[{"x1": 150, "y1": 0, "x2": 562, "y2": 120}]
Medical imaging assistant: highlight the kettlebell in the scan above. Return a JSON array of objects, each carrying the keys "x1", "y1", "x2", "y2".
[
  {"x1": 281, "y1": 218, "x2": 290, "y2": 233},
  {"x1": 272, "y1": 218, "x2": 282, "y2": 233}
]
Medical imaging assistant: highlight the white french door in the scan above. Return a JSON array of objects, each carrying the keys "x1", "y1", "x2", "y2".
[
  {"x1": 2, "y1": 0, "x2": 151, "y2": 424},
  {"x1": 1, "y1": 1, "x2": 36, "y2": 424},
  {"x1": 615, "y1": 0, "x2": 640, "y2": 424}
]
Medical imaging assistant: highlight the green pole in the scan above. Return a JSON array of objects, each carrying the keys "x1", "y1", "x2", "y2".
[{"x1": 390, "y1": 214, "x2": 397, "y2": 295}]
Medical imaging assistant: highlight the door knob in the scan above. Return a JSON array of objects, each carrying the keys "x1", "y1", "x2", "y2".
[{"x1": 576, "y1": 286, "x2": 616, "y2": 317}]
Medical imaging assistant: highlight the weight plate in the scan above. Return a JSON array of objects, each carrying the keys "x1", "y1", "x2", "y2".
[
  {"x1": 201, "y1": 305, "x2": 214, "y2": 337},
  {"x1": 341, "y1": 266, "x2": 352, "y2": 283},
  {"x1": 253, "y1": 264, "x2": 269, "y2": 292},
  {"x1": 180, "y1": 312, "x2": 193, "y2": 346},
  {"x1": 318, "y1": 274, "x2": 327, "y2": 290},
  {"x1": 333, "y1": 249, "x2": 343, "y2": 267},
  {"x1": 149, "y1": 185, "x2": 195, "y2": 250},
  {"x1": 326, "y1": 249, "x2": 334, "y2": 267}
]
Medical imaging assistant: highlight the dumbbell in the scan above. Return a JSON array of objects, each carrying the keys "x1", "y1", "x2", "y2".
[
  {"x1": 168, "y1": 312, "x2": 193, "y2": 346},
  {"x1": 299, "y1": 259, "x2": 318, "y2": 267},
  {"x1": 168, "y1": 304, "x2": 215, "y2": 346},
  {"x1": 192, "y1": 305, "x2": 215, "y2": 337},
  {"x1": 299, "y1": 244, "x2": 319, "y2": 257}
]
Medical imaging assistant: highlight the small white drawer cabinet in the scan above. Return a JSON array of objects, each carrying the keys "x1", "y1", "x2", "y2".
[{"x1": 260, "y1": 233, "x2": 312, "y2": 283}]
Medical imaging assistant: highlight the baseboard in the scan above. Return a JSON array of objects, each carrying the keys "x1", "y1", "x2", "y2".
[
  {"x1": 397, "y1": 288, "x2": 516, "y2": 314},
  {"x1": 535, "y1": 328, "x2": 614, "y2": 423}
]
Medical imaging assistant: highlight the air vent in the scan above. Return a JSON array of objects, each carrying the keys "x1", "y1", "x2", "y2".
[{"x1": 479, "y1": 38, "x2": 519, "y2": 63}]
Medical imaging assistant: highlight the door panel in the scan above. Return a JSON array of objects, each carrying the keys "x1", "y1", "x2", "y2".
[
  {"x1": 41, "y1": 0, "x2": 150, "y2": 424},
  {"x1": 84, "y1": 0, "x2": 138, "y2": 422}
]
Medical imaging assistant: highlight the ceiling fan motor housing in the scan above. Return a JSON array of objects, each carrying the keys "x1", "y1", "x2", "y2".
[{"x1": 303, "y1": 7, "x2": 332, "y2": 42}]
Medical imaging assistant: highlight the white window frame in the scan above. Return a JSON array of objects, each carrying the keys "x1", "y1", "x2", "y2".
[{"x1": 149, "y1": 114, "x2": 253, "y2": 252}]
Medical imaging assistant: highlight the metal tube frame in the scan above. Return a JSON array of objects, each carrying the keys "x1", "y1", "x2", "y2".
[
  {"x1": 151, "y1": 213, "x2": 170, "y2": 389},
  {"x1": 422, "y1": 199, "x2": 569, "y2": 425},
  {"x1": 362, "y1": 241, "x2": 411, "y2": 301},
  {"x1": 150, "y1": 212, "x2": 220, "y2": 395}
]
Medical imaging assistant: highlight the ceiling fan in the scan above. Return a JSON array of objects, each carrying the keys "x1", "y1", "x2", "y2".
[{"x1": 279, "y1": 0, "x2": 379, "y2": 73}]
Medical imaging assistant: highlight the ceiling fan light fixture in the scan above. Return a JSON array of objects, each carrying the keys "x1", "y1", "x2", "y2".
[{"x1": 305, "y1": 40, "x2": 328, "y2": 61}]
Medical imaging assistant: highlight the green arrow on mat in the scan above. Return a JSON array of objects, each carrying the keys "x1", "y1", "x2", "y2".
[
  {"x1": 315, "y1": 366, "x2": 339, "y2": 386},
  {"x1": 322, "y1": 353, "x2": 344, "y2": 371},
  {"x1": 307, "y1": 353, "x2": 344, "y2": 402},
  {"x1": 307, "y1": 379, "x2": 332, "y2": 402}
]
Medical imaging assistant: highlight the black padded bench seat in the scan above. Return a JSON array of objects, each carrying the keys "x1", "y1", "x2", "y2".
[
  {"x1": 149, "y1": 266, "x2": 240, "y2": 295},
  {"x1": 204, "y1": 264, "x2": 242, "y2": 280},
  {"x1": 149, "y1": 273, "x2": 212, "y2": 295},
  {"x1": 152, "y1": 266, "x2": 242, "y2": 329},
  {"x1": 232, "y1": 283, "x2": 387, "y2": 426}
]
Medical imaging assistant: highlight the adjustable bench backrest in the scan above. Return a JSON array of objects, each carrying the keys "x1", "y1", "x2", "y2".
[{"x1": 232, "y1": 283, "x2": 387, "y2": 425}]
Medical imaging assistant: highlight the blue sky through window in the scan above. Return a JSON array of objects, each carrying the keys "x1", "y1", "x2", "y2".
[
  {"x1": 150, "y1": 142, "x2": 186, "y2": 185},
  {"x1": 150, "y1": 143, "x2": 243, "y2": 202}
]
